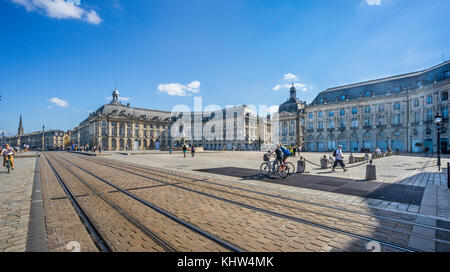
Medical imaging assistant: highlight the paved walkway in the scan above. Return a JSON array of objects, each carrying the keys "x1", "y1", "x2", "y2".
[
  {"x1": 0, "y1": 157, "x2": 36, "y2": 252},
  {"x1": 109, "y1": 151, "x2": 450, "y2": 222}
]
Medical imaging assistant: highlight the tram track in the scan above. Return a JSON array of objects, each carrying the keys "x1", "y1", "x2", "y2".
[
  {"x1": 55, "y1": 152, "x2": 434, "y2": 252},
  {"x1": 45, "y1": 152, "x2": 241, "y2": 252},
  {"x1": 88, "y1": 154, "x2": 450, "y2": 232}
]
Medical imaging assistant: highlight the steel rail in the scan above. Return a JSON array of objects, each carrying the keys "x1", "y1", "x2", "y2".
[
  {"x1": 44, "y1": 153, "x2": 111, "y2": 252},
  {"x1": 46, "y1": 153, "x2": 176, "y2": 252},
  {"x1": 58, "y1": 153, "x2": 421, "y2": 252},
  {"x1": 52, "y1": 153, "x2": 243, "y2": 252}
]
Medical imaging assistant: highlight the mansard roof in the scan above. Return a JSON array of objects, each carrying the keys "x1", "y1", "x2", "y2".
[
  {"x1": 311, "y1": 61, "x2": 450, "y2": 106},
  {"x1": 82, "y1": 103, "x2": 177, "y2": 125}
]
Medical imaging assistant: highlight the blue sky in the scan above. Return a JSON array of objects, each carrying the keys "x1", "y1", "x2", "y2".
[{"x1": 0, "y1": 0, "x2": 449, "y2": 136}]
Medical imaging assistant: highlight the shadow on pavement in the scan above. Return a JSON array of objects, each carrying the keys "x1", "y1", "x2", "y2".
[{"x1": 195, "y1": 167, "x2": 425, "y2": 206}]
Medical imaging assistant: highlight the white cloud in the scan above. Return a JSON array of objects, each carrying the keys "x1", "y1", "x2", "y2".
[
  {"x1": 11, "y1": 0, "x2": 102, "y2": 25},
  {"x1": 273, "y1": 83, "x2": 307, "y2": 91},
  {"x1": 49, "y1": 97, "x2": 69, "y2": 107},
  {"x1": 267, "y1": 105, "x2": 279, "y2": 114},
  {"x1": 158, "y1": 81, "x2": 201, "y2": 96},
  {"x1": 366, "y1": 0, "x2": 381, "y2": 6},
  {"x1": 283, "y1": 73, "x2": 298, "y2": 81},
  {"x1": 45, "y1": 106, "x2": 54, "y2": 110}
]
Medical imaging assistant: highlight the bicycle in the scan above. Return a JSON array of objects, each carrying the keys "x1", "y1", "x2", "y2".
[
  {"x1": 4, "y1": 155, "x2": 12, "y2": 174},
  {"x1": 260, "y1": 158, "x2": 291, "y2": 179}
]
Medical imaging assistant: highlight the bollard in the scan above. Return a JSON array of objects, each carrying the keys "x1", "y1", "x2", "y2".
[
  {"x1": 320, "y1": 156, "x2": 328, "y2": 169},
  {"x1": 448, "y1": 162, "x2": 450, "y2": 189},
  {"x1": 349, "y1": 154, "x2": 354, "y2": 164},
  {"x1": 366, "y1": 160, "x2": 376, "y2": 181},
  {"x1": 297, "y1": 159, "x2": 306, "y2": 174},
  {"x1": 364, "y1": 153, "x2": 369, "y2": 161}
]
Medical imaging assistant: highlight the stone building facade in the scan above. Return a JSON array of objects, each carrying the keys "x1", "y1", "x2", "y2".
[
  {"x1": 2, "y1": 115, "x2": 64, "y2": 150},
  {"x1": 71, "y1": 89, "x2": 272, "y2": 151},
  {"x1": 277, "y1": 84, "x2": 307, "y2": 146},
  {"x1": 299, "y1": 61, "x2": 450, "y2": 153}
]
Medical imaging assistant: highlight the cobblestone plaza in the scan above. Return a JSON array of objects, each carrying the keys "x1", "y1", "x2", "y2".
[{"x1": 1, "y1": 150, "x2": 449, "y2": 252}]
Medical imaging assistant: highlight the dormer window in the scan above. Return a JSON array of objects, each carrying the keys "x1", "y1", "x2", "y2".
[
  {"x1": 319, "y1": 98, "x2": 324, "y2": 104},
  {"x1": 445, "y1": 71, "x2": 450, "y2": 78},
  {"x1": 365, "y1": 90, "x2": 371, "y2": 97},
  {"x1": 341, "y1": 95, "x2": 346, "y2": 101},
  {"x1": 394, "y1": 86, "x2": 401, "y2": 92},
  {"x1": 417, "y1": 81, "x2": 423, "y2": 87}
]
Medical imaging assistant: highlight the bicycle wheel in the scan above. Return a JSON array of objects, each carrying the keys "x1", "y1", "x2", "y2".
[
  {"x1": 287, "y1": 162, "x2": 295, "y2": 174},
  {"x1": 278, "y1": 164, "x2": 290, "y2": 179},
  {"x1": 260, "y1": 162, "x2": 271, "y2": 176}
]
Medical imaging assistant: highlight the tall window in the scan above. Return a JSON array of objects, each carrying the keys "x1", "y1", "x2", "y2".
[
  {"x1": 364, "y1": 106, "x2": 371, "y2": 113},
  {"x1": 364, "y1": 117, "x2": 371, "y2": 127},
  {"x1": 393, "y1": 114, "x2": 401, "y2": 125},
  {"x1": 427, "y1": 109, "x2": 433, "y2": 121},
  {"x1": 352, "y1": 108, "x2": 358, "y2": 115},
  {"x1": 443, "y1": 106, "x2": 449, "y2": 119},
  {"x1": 427, "y1": 95, "x2": 433, "y2": 104},
  {"x1": 308, "y1": 122, "x2": 314, "y2": 130},
  {"x1": 378, "y1": 115, "x2": 386, "y2": 125},
  {"x1": 378, "y1": 105, "x2": 385, "y2": 112},
  {"x1": 308, "y1": 113, "x2": 313, "y2": 119},
  {"x1": 441, "y1": 92, "x2": 448, "y2": 101},
  {"x1": 329, "y1": 111, "x2": 334, "y2": 117},
  {"x1": 414, "y1": 99, "x2": 419, "y2": 107},
  {"x1": 318, "y1": 121, "x2": 324, "y2": 130},
  {"x1": 318, "y1": 112, "x2": 323, "y2": 118},
  {"x1": 394, "y1": 103, "x2": 401, "y2": 111},
  {"x1": 328, "y1": 120, "x2": 335, "y2": 129},
  {"x1": 414, "y1": 111, "x2": 420, "y2": 123},
  {"x1": 351, "y1": 118, "x2": 358, "y2": 128},
  {"x1": 340, "y1": 119, "x2": 346, "y2": 128},
  {"x1": 340, "y1": 109, "x2": 345, "y2": 116}
]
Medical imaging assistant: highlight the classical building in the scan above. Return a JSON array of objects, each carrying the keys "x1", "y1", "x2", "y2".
[
  {"x1": 71, "y1": 88, "x2": 175, "y2": 151},
  {"x1": 2, "y1": 115, "x2": 64, "y2": 150},
  {"x1": 277, "y1": 84, "x2": 307, "y2": 146},
  {"x1": 72, "y1": 89, "x2": 272, "y2": 151},
  {"x1": 295, "y1": 60, "x2": 450, "y2": 153}
]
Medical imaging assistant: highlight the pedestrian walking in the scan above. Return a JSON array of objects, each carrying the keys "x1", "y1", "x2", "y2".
[
  {"x1": 183, "y1": 144, "x2": 187, "y2": 158},
  {"x1": 191, "y1": 145, "x2": 195, "y2": 157},
  {"x1": 332, "y1": 145, "x2": 347, "y2": 172}
]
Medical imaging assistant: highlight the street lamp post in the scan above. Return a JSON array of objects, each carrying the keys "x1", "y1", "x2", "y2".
[{"x1": 435, "y1": 113, "x2": 443, "y2": 171}]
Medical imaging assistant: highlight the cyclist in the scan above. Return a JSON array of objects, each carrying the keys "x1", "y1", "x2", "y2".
[
  {"x1": 1, "y1": 143, "x2": 15, "y2": 170},
  {"x1": 273, "y1": 144, "x2": 284, "y2": 172}
]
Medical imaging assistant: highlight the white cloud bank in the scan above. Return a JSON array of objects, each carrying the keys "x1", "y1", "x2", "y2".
[
  {"x1": 366, "y1": 0, "x2": 381, "y2": 6},
  {"x1": 11, "y1": 0, "x2": 102, "y2": 25},
  {"x1": 273, "y1": 83, "x2": 307, "y2": 92},
  {"x1": 158, "y1": 81, "x2": 200, "y2": 96},
  {"x1": 283, "y1": 73, "x2": 298, "y2": 81},
  {"x1": 49, "y1": 97, "x2": 69, "y2": 107},
  {"x1": 273, "y1": 73, "x2": 308, "y2": 92}
]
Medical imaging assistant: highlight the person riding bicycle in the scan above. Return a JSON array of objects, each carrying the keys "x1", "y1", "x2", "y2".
[
  {"x1": 1, "y1": 143, "x2": 15, "y2": 170},
  {"x1": 273, "y1": 144, "x2": 284, "y2": 172}
]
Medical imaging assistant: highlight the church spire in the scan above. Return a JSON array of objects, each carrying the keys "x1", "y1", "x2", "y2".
[{"x1": 18, "y1": 113, "x2": 24, "y2": 135}]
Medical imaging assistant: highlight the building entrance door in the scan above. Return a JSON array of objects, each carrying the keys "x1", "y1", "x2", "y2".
[
  {"x1": 155, "y1": 141, "x2": 160, "y2": 150},
  {"x1": 134, "y1": 140, "x2": 139, "y2": 151}
]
